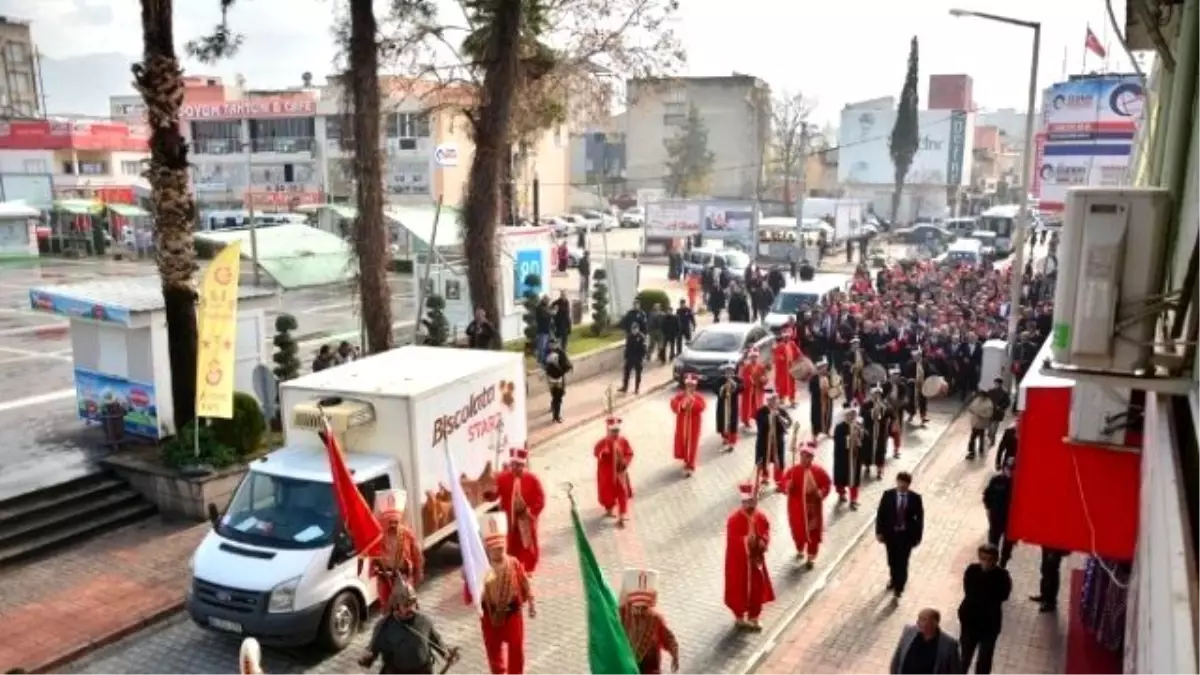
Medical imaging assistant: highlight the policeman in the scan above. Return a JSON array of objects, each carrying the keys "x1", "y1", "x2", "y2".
[
  {"x1": 620, "y1": 323, "x2": 648, "y2": 394},
  {"x1": 359, "y1": 582, "x2": 455, "y2": 674},
  {"x1": 543, "y1": 338, "x2": 573, "y2": 424}
]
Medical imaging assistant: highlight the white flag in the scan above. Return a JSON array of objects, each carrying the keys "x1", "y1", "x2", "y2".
[{"x1": 444, "y1": 442, "x2": 489, "y2": 614}]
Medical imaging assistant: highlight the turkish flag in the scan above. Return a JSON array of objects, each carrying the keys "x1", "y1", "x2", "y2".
[
  {"x1": 318, "y1": 418, "x2": 383, "y2": 556},
  {"x1": 1085, "y1": 28, "x2": 1107, "y2": 58}
]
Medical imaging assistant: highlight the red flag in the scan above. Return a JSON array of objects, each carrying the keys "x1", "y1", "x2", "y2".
[
  {"x1": 318, "y1": 419, "x2": 382, "y2": 556},
  {"x1": 1085, "y1": 28, "x2": 1107, "y2": 58}
]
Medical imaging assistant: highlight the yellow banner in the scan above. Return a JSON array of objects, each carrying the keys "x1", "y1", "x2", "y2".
[{"x1": 195, "y1": 241, "x2": 243, "y2": 419}]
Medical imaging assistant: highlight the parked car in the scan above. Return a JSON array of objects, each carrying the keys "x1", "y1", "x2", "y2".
[
  {"x1": 540, "y1": 216, "x2": 571, "y2": 236},
  {"x1": 574, "y1": 209, "x2": 614, "y2": 232},
  {"x1": 942, "y1": 217, "x2": 978, "y2": 237},
  {"x1": 964, "y1": 230, "x2": 998, "y2": 258},
  {"x1": 681, "y1": 247, "x2": 750, "y2": 280},
  {"x1": 892, "y1": 223, "x2": 955, "y2": 246},
  {"x1": 620, "y1": 206, "x2": 645, "y2": 228},
  {"x1": 673, "y1": 322, "x2": 774, "y2": 389}
]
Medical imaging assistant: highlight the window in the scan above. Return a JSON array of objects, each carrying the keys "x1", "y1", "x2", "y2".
[
  {"x1": 5, "y1": 42, "x2": 29, "y2": 64},
  {"x1": 78, "y1": 161, "x2": 108, "y2": 176},
  {"x1": 324, "y1": 114, "x2": 354, "y2": 146},
  {"x1": 385, "y1": 159, "x2": 430, "y2": 195},
  {"x1": 120, "y1": 160, "x2": 143, "y2": 176},
  {"x1": 22, "y1": 158, "x2": 48, "y2": 174},
  {"x1": 191, "y1": 120, "x2": 242, "y2": 154},
  {"x1": 60, "y1": 161, "x2": 74, "y2": 175},
  {"x1": 385, "y1": 112, "x2": 431, "y2": 138},
  {"x1": 249, "y1": 117, "x2": 317, "y2": 152},
  {"x1": 663, "y1": 114, "x2": 686, "y2": 127}
]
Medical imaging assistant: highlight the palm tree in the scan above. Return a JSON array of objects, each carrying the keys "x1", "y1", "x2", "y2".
[{"x1": 134, "y1": 0, "x2": 199, "y2": 429}]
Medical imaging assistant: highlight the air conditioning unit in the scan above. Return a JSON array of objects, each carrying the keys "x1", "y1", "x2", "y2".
[{"x1": 291, "y1": 397, "x2": 376, "y2": 434}]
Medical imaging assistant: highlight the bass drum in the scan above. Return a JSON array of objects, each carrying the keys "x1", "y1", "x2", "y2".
[
  {"x1": 862, "y1": 363, "x2": 887, "y2": 386},
  {"x1": 968, "y1": 396, "x2": 996, "y2": 425},
  {"x1": 828, "y1": 371, "x2": 845, "y2": 400},
  {"x1": 921, "y1": 375, "x2": 950, "y2": 399},
  {"x1": 790, "y1": 356, "x2": 816, "y2": 382}
]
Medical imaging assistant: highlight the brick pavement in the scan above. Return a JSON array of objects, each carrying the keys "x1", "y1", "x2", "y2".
[
  {"x1": 754, "y1": 416, "x2": 1070, "y2": 675},
  {"x1": 0, "y1": 362, "x2": 676, "y2": 675},
  {"x1": 66, "y1": 392, "x2": 960, "y2": 675}
]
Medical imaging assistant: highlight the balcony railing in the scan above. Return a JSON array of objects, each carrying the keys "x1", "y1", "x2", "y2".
[
  {"x1": 250, "y1": 137, "x2": 315, "y2": 153},
  {"x1": 192, "y1": 138, "x2": 241, "y2": 155}
]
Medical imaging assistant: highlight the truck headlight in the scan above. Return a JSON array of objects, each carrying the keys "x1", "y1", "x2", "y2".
[{"x1": 268, "y1": 576, "x2": 301, "y2": 614}]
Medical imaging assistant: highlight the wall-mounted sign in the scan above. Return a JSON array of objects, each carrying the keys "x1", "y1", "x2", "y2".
[
  {"x1": 434, "y1": 144, "x2": 459, "y2": 168},
  {"x1": 181, "y1": 97, "x2": 317, "y2": 121}
]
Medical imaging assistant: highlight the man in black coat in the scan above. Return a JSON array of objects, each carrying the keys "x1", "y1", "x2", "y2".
[
  {"x1": 674, "y1": 298, "x2": 696, "y2": 348},
  {"x1": 715, "y1": 364, "x2": 742, "y2": 452},
  {"x1": 876, "y1": 471, "x2": 924, "y2": 598},
  {"x1": 957, "y1": 543, "x2": 1013, "y2": 674},
  {"x1": 619, "y1": 324, "x2": 647, "y2": 394},
  {"x1": 982, "y1": 462, "x2": 1015, "y2": 567},
  {"x1": 994, "y1": 418, "x2": 1018, "y2": 471}
]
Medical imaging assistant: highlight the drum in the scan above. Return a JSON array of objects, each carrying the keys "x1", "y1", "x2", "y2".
[
  {"x1": 921, "y1": 375, "x2": 949, "y2": 399},
  {"x1": 968, "y1": 396, "x2": 996, "y2": 427},
  {"x1": 828, "y1": 372, "x2": 845, "y2": 400},
  {"x1": 862, "y1": 363, "x2": 887, "y2": 386},
  {"x1": 790, "y1": 356, "x2": 816, "y2": 381}
]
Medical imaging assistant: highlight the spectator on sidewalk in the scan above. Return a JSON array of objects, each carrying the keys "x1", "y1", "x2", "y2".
[
  {"x1": 466, "y1": 306, "x2": 498, "y2": 349},
  {"x1": 578, "y1": 251, "x2": 591, "y2": 295},
  {"x1": 674, "y1": 298, "x2": 696, "y2": 351},
  {"x1": 534, "y1": 295, "x2": 553, "y2": 364},
  {"x1": 1030, "y1": 547, "x2": 1069, "y2": 613},
  {"x1": 958, "y1": 543, "x2": 1013, "y2": 674},
  {"x1": 619, "y1": 323, "x2": 647, "y2": 394},
  {"x1": 312, "y1": 344, "x2": 336, "y2": 372},
  {"x1": 994, "y1": 418, "x2": 1018, "y2": 470},
  {"x1": 661, "y1": 303, "x2": 682, "y2": 362},
  {"x1": 888, "y1": 608, "x2": 962, "y2": 674},
  {"x1": 552, "y1": 291, "x2": 572, "y2": 352},
  {"x1": 876, "y1": 471, "x2": 925, "y2": 599},
  {"x1": 619, "y1": 300, "x2": 647, "y2": 335},
  {"x1": 982, "y1": 460, "x2": 1015, "y2": 567}
]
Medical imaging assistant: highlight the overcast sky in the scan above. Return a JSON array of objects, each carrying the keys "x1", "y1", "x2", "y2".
[{"x1": 2, "y1": 0, "x2": 1136, "y2": 123}]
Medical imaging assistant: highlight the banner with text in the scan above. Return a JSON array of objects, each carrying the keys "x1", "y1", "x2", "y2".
[{"x1": 195, "y1": 242, "x2": 243, "y2": 419}]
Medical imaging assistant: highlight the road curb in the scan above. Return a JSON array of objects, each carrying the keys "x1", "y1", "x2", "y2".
[
  {"x1": 737, "y1": 405, "x2": 969, "y2": 675},
  {"x1": 32, "y1": 600, "x2": 186, "y2": 674}
]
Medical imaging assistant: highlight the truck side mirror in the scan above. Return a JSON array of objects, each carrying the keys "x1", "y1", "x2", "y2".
[{"x1": 206, "y1": 503, "x2": 220, "y2": 528}]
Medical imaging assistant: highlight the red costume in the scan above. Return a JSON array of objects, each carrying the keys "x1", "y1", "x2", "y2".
[
  {"x1": 619, "y1": 569, "x2": 680, "y2": 674},
  {"x1": 594, "y1": 417, "x2": 634, "y2": 522},
  {"x1": 738, "y1": 350, "x2": 767, "y2": 428},
  {"x1": 470, "y1": 513, "x2": 534, "y2": 675},
  {"x1": 496, "y1": 447, "x2": 546, "y2": 574},
  {"x1": 369, "y1": 489, "x2": 424, "y2": 605},
  {"x1": 780, "y1": 444, "x2": 832, "y2": 563},
  {"x1": 669, "y1": 375, "x2": 706, "y2": 474},
  {"x1": 724, "y1": 483, "x2": 775, "y2": 628},
  {"x1": 772, "y1": 331, "x2": 801, "y2": 404}
]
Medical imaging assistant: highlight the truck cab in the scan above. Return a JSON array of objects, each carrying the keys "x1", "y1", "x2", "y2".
[{"x1": 187, "y1": 346, "x2": 526, "y2": 651}]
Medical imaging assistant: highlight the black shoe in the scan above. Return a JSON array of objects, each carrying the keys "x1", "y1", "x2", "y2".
[
  {"x1": 618, "y1": 388, "x2": 628, "y2": 394},
  {"x1": 893, "y1": 590, "x2": 904, "y2": 599},
  {"x1": 1028, "y1": 595, "x2": 1044, "y2": 603},
  {"x1": 886, "y1": 581, "x2": 894, "y2": 590},
  {"x1": 966, "y1": 452, "x2": 976, "y2": 460}
]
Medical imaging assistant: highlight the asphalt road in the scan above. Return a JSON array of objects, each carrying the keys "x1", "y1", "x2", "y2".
[{"x1": 66, "y1": 389, "x2": 962, "y2": 675}]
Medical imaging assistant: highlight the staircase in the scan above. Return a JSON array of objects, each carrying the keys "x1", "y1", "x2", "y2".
[{"x1": 0, "y1": 471, "x2": 157, "y2": 566}]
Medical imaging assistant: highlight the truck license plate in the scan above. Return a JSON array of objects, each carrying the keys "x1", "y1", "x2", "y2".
[{"x1": 209, "y1": 618, "x2": 243, "y2": 634}]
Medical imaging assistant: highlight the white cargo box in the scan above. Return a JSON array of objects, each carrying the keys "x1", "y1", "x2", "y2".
[{"x1": 279, "y1": 346, "x2": 528, "y2": 544}]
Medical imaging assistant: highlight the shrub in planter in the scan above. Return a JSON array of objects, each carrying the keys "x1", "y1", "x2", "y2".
[
  {"x1": 161, "y1": 420, "x2": 238, "y2": 470},
  {"x1": 590, "y1": 268, "x2": 610, "y2": 336},
  {"x1": 209, "y1": 391, "x2": 267, "y2": 458},
  {"x1": 635, "y1": 288, "x2": 672, "y2": 313},
  {"x1": 422, "y1": 293, "x2": 450, "y2": 346},
  {"x1": 272, "y1": 313, "x2": 301, "y2": 382},
  {"x1": 521, "y1": 273, "x2": 541, "y2": 347}
]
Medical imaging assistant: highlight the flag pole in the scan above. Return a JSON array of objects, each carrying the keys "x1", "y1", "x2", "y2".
[{"x1": 1061, "y1": 45, "x2": 1068, "y2": 80}]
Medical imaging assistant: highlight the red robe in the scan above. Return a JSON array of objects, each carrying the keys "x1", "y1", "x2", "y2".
[
  {"x1": 669, "y1": 391, "x2": 706, "y2": 470},
  {"x1": 620, "y1": 606, "x2": 679, "y2": 674},
  {"x1": 772, "y1": 341, "x2": 800, "y2": 401},
  {"x1": 738, "y1": 362, "x2": 767, "y2": 426},
  {"x1": 594, "y1": 436, "x2": 634, "y2": 513},
  {"x1": 780, "y1": 463, "x2": 832, "y2": 549},
  {"x1": 370, "y1": 526, "x2": 424, "y2": 605},
  {"x1": 723, "y1": 508, "x2": 775, "y2": 619},
  {"x1": 496, "y1": 469, "x2": 546, "y2": 574},
  {"x1": 465, "y1": 555, "x2": 531, "y2": 674}
]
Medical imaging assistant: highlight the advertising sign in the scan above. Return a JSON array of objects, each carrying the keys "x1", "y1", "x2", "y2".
[
  {"x1": 434, "y1": 144, "x2": 459, "y2": 168},
  {"x1": 180, "y1": 97, "x2": 317, "y2": 121},
  {"x1": 513, "y1": 248, "x2": 545, "y2": 300},
  {"x1": 1042, "y1": 76, "x2": 1144, "y2": 134},
  {"x1": 0, "y1": 119, "x2": 149, "y2": 152},
  {"x1": 837, "y1": 107, "x2": 974, "y2": 187},
  {"x1": 244, "y1": 188, "x2": 324, "y2": 208},
  {"x1": 195, "y1": 242, "x2": 243, "y2": 419},
  {"x1": 74, "y1": 368, "x2": 159, "y2": 438},
  {"x1": 645, "y1": 200, "x2": 702, "y2": 238},
  {"x1": 29, "y1": 289, "x2": 132, "y2": 326},
  {"x1": 701, "y1": 201, "x2": 754, "y2": 251}
]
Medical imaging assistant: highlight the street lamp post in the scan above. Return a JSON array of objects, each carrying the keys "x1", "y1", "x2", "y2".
[{"x1": 950, "y1": 8, "x2": 1040, "y2": 387}]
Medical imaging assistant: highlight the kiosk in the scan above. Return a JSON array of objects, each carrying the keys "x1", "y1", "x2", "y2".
[
  {"x1": 28, "y1": 277, "x2": 277, "y2": 439},
  {"x1": 0, "y1": 202, "x2": 40, "y2": 260}
]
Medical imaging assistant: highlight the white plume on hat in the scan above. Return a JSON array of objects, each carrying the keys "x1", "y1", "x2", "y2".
[
  {"x1": 239, "y1": 638, "x2": 263, "y2": 675},
  {"x1": 620, "y1": 568, "x2": 659, "y2": 606}
]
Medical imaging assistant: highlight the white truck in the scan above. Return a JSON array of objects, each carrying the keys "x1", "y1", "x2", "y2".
[
  {"x1": 801, "y1": 198, "x2": 868, "y2": 243},
  {"x1": 187, "y1": 346, "x2": 527, "y2": 651}
]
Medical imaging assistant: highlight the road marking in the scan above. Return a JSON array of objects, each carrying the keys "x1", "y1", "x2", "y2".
[
  {"x1": 0, "y1": 345, "x2": 71, "y2": 360},
  {"x1": 0, "y1": 388, "x2": 76, "y2": 413},
  {"x1": 0, "y1": 322, "x2": 69, "y2": 337}
]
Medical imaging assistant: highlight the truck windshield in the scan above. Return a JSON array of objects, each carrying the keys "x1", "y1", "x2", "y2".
[{"x1": 218, "y1": 471, "x2": 338, "y2": 550}]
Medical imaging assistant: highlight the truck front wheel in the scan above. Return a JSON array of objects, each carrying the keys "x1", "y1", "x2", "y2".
[{"x1": 319, "y1": 591, "x2": 361, "y2": 652}]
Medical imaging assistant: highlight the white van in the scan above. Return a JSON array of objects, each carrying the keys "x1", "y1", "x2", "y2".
[
  {"x1": 938, "y1": 238, "x2": 984, "y2": 268},
  {"x1": 764, "y1": 273, "x2": 851, "y2": 332},
  {"x1": 187, "y1": 347, "x2": 527, "y2": 651}
]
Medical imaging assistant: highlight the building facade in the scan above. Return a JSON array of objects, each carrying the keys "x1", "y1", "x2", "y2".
[
  {"x1": 182, "y1": 76, "x2": 570, "y2": 215},
  {"x1": 570, "y1": 112, "x2": 627, "y2": 201},
  {"x1": 927, "y1": 73, "x2": 974, "y2": 111},
  {"x1": 0, "y1": 16, "x2": 41, "y2": 119},
  {"x1": 0, "y1": 118, "x2": 149, "y2": 206},
  {"x1": 624, "y1": 75, "x2": 771, "y2": 200}
]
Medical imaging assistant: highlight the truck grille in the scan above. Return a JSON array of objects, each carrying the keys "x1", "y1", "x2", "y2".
[{"x1": 193, "y1": 579, "x2": 264, "y2": 614}]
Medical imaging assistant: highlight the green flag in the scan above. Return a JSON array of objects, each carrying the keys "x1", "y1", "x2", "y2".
[{"x1": 571, "y1": 501, "x2": 640, "y2": 674}]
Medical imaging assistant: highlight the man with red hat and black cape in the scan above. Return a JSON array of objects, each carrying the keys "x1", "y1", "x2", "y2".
[
  {"x1": 724, "y1": 481, "x2": 775, "y2": 631},
  {"x1": 715, "y1": 363, "x2": 742, "y2": 452}
]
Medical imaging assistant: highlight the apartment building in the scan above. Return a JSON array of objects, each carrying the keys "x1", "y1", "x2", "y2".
[
  {"x1": 181, "y1": 75, "x2": 570, "y2": 215},
  {"x1": 0, "y1": 118, "x2": 149, "y2": 207},
  {"x1": 624, "y1": 75, "x2": 771, "y2": 200},
  {"x1": 0, "y1": 16, "x2": 42, "y2": 118}
]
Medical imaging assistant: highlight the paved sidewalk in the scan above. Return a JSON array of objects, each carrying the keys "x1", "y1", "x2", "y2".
[
  {"x1": 0, "y1": 361, "x2": 675, "y2": 674},
  {"x1": 754, "y1": 417, "x2": 1070, "y2": 674}
]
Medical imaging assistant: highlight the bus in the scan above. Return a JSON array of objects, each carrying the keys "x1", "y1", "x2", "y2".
[{"x1": 977, "y1": 204, "x2": 1020, "y2": 258}]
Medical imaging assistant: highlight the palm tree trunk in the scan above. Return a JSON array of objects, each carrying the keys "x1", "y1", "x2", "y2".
[
  {"x1": 135, "y1": 0, "x2": 199, "y2": 430},
  {"x1": 348, "y1": 0, "x2": 393, "y2": 354},
  {"x1": 462, "y1": 0, "x2": 522, "y2": 329}
]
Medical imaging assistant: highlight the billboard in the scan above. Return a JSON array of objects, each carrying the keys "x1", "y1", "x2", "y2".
[
  {"x1": 0, "y1": 119, "x2": 148, "y2": 152},
  {"x1": 180, "y1": 96, "x2": 317, "y2": 121},
  {"x1": 645, "y1": 200, "x2": 702, "y2": 238},
  {"x1": 1034, "y1": 76, "x2": 1144, "y2": 211},
  {"x1": 837, "y1": 106, "x2": 974, "y2": 187}
]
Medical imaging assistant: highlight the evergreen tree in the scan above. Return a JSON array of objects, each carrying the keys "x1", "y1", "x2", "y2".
[
  {"x1": 663, "y1": 104, "x2": 716, "y2": 198},
  {"x1": 421, "y1": 294, "x2": 451, "y2": 346},
  {"x1": 271, "y1": 314, "x2": 301, "y2": 382},
  {"x1": 521, "y1": 273, "x2": 542, "y2": 346},
  {"x1": 889, "y1": 36, "x2": 921, "y2": 223},
  {"x1": 590, "y1": 268, "x2": 610, "y2": 336}
]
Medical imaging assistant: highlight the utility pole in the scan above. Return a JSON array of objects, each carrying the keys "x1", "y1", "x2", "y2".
[
  {"x1": 244, "y1": 139, "x2": 261, "y2": 286},
  {"x1": 794, "y1": 123, "x2": 811, "y2": 261},
  {"x1": 750, "y1": 84, "x2": 767, "y2": 258}
]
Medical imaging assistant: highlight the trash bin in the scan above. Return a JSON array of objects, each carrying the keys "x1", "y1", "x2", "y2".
[
  {"x1": 571, "y1": 299, "x2": 584, "y2": 325},
  {"x1": 102, "y1": 401, "x2": 125, "y2": 447}
]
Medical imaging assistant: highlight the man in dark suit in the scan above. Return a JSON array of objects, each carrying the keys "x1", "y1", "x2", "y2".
[{"x1": 876, "y1": 471, "x2": 924, "y2": 599}]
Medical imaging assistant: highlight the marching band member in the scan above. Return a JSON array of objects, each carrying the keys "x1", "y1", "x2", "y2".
[
  {"x1": 715, "y1": 364, "x2": 742, "y2": 451},
  {"x1": 808, "y1": 358, "x2": 834, "y2": 438},
  {"x1": 738, "y1": 349, "x2": 768, "y2": 430},
  {"x1": 772, "y1": 327, "x2": 801, "y2": 406},
  {"x1": 471, "y1": 513, "x2": 536, "y2": 675},
  {"x1": 754, "y1": 389, "x2": 792, "y2": 492},
  {"x1": 670, "y1": 374, "x2": 707, "y2": 476},
  {"x1": 903, "y1": 348, "x2": 933, "y2": 426},
  {"x1": 832, "y1": 404, "x2": 864, "y2": 510},
  {"x1": 847, "y1": 337, "x2": 867, "y2": 402},
  {"x1": 594, "y1": 417, "x2": 634, "y2": 527},
  {"x1": 861, "y1": 386, "x2": 893, "y2": 480},
  {"x1": 372, "y1": 490, "x2": 424, "y2": 605},
  {"x1": 724, "y1": 482, "x2": 775, "y2": 631},
  {"x1": 619, "y1": 569, "x2": 680, "y2": 674},
  {"x1": 781, "y1": 441, "x2": 832, "y2": 568},
  {"x1": 496, "y1": 447, "x2": 545, "y2": 575},
  {"x1": 883, "y1": 366, "x2": 907, "y2": 458}
]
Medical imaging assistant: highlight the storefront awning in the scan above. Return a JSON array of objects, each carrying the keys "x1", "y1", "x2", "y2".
[
  {"x1": 53, "y1": 199, "x2": 102, "y2": 215},
  {"x1": 107, "y1": 203, "x2": 149, "y2": 217}
]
